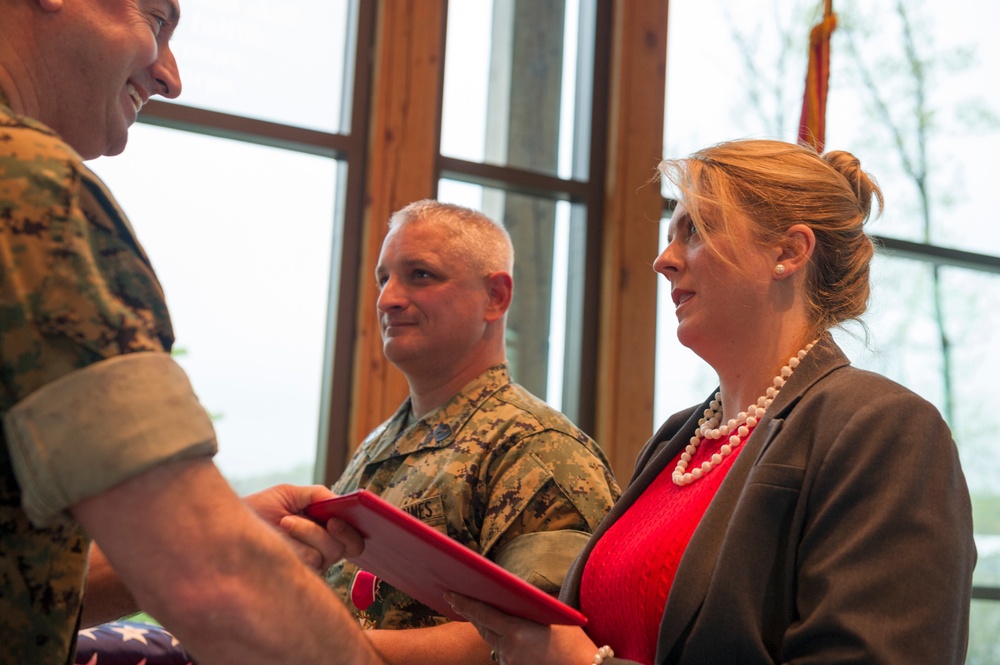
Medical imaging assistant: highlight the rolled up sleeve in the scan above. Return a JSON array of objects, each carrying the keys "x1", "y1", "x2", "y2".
[{"x1": 3, "y1": 352, "x2": 217, "y2": 527}]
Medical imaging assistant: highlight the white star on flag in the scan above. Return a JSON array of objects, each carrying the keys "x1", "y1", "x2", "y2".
[
  {"x1": 162, "y1": 628, "x2": 182, "y2": 647},
  {"x1": 111, "y1": 623, "x2": 151, "y2": 645},
  {"x1": 77, "y1": 627, "x2": 99, "y2": 641}
]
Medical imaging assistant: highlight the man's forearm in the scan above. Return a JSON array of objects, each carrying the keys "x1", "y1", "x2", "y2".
[
  {"x1": 80, "y1": 543, "x2": 139, "y2": 627},
  {"x1": 72, "y1": 457, "x2": 384, "y2": 665}
]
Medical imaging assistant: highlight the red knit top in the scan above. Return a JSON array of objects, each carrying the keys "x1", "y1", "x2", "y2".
[{"x1": 578, "y1": 425, "x2": 752, "y2": 664}]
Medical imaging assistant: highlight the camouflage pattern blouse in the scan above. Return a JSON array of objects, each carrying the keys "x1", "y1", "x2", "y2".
[
  {"x1": 1, "y1": 98, "x2": 173, "y2": 664},
  {"x1": 325, "y1": 363, "x2": 620, "y2": 630}
]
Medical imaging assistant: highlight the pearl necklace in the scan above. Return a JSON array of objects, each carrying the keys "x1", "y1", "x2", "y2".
[{"x1": 672, "y1": 340, "x2": 817, "y2": 486}]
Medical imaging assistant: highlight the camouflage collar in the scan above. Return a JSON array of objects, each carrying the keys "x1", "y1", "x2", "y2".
[{"x1": 365, "y1": 363, "x2": 513, "y2": 463}]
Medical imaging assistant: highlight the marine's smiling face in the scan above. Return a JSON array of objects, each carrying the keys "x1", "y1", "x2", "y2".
[
  {"x1": 374, "y1": 221, "x2": 493, "y2": 376},
  {"x1": 46, "y1": 0, "x2": 182, "y2": 158}
]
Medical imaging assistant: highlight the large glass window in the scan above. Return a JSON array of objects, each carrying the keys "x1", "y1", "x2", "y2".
[
  {"x1": 659, "y1": 0, "x2": 1000, "y2": 659},
  {"x1": 441, "y1": 0, "x2": 596, "y2": 180},
  {"x1": 165, "y1": 0, "x2": 353, "y2": 133},
  {"x1": 91, "y1": 126, "x2": 341, "y2": 494},
  {"x1": 439, "y1": 0, "x2": 604, "y2": 429}
]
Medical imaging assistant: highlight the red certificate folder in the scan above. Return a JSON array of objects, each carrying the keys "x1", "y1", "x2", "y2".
[{"x1": 304, "y1": 489, "x2": 587, "y2": 626}]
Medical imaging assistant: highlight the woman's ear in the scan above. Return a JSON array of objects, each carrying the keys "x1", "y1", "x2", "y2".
[
  {"x1": 483, "y1": 272, "x2": 513, "y2": 322},
  {"x1": 773, "y1": 224, "x2": 816, "y2": 279}
]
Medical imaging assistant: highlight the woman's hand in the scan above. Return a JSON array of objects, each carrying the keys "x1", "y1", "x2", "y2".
[{"x1": 445, "y1": 592, "x2": 598, "y2": 665}]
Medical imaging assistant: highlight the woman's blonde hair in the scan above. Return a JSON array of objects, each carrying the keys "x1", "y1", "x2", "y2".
[{"x1": 658, "y1": 139, "x2": 884, "y2": 337}]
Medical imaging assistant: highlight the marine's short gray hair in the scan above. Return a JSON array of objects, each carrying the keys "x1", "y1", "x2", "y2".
[{"x1": 388, "y1": 199, "x2": 514, "y2": 275}]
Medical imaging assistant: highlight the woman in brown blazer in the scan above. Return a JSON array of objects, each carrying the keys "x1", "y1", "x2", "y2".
[{"x1": 448, "y1": 139, "x2": 976, "y2": 665}]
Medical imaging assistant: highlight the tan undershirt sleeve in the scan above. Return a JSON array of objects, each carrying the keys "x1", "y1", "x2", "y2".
[
  {"x1": 3, "y1": 352, "x2": 218, "y2": 527},
  {"x1": 494, "y1": 530, "x2": 593, "y2": 595}
]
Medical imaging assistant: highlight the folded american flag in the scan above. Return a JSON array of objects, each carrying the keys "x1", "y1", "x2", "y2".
[{"x1": 75, "y1": 620, "x2": 195, "y2": 665}]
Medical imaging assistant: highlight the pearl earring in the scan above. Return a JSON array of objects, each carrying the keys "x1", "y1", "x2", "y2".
[{"x1": 774, "y1": 264, "x2": 786, "y2": 276}]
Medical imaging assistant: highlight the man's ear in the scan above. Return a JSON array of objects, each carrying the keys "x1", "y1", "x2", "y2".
[
  {"x1": 773, "y1": 224, "x2": 816, "y2": 279},
  {"x1": 483, "y1": 272, "x2": 513, "y2": 322}
]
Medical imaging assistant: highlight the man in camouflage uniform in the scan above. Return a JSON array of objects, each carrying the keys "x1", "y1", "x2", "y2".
[
  {"x1": 0, "y1": 2, "x2": 385, "y2": 664},
  {"x1": 325, "y1": 200, "x2": 620, "y2": 664}
]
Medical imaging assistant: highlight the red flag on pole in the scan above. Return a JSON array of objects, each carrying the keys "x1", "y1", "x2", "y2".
[{"x1": 798, "y1": 1, "x2": 837, "y2": 153}]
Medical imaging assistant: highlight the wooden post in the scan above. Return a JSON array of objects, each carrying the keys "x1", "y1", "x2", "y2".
[
  {"x1": 346, "y1": 0, "x2": 448, "y2": 456},
  {"x1": 595, "y1": 0, "x2": 668, "y2": 477}
]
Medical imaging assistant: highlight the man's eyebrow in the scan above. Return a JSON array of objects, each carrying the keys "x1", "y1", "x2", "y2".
[{"x1": 160, "y1": 0, "x2": 181, "y2": 30}]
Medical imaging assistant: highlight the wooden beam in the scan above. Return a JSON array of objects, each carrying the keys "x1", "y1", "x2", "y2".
[
  {"x1": 595, "y1": 0, "x2": 668, "y2": 478},
  {"x1": 347, "y1": 0, "x2": 447, "y2": 456}
]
